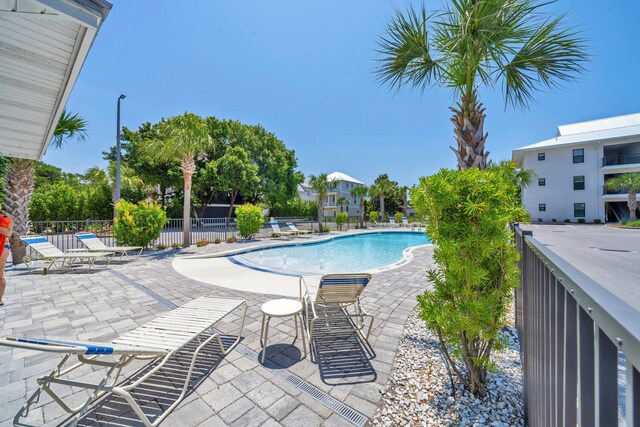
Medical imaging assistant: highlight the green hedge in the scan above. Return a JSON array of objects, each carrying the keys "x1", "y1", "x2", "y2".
[
  {"x1": 114, "y1": 200, "x2": 167, "y2": 247},
  {"x1": 235, "y1": 203, "x2": 264, "y2": 238}
]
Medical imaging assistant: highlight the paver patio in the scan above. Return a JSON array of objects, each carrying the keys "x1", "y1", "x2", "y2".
[{"x1": 0, "y1": 234, "x2": 434, "y2": 426}]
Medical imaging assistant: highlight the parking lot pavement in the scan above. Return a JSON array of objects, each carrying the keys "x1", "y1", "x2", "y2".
[{"x1": 520, "y1": 224, "x2": 640, "y2": 311}]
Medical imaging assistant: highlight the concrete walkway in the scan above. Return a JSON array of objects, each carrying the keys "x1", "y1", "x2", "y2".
[{"x1": 0, "y1": 233, "x2": 434, "y2": 426}]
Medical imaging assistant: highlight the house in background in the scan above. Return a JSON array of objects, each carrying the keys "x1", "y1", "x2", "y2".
[
  {"x1": 298, "y1": 171, "x2": 365, "y2": 217},
  {"x1": 512, "y1": 112, "x2": 640, "y2": 222}
]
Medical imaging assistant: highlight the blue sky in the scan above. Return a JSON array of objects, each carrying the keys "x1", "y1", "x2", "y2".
[{"x1": 43, "y1": 0, "x2": 640, "y2": 187}]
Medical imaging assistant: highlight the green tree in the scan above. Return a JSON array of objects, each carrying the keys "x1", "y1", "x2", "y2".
[
  {"x1": 5, "y1": 110, "x2": 87, "y2": 263},
  {"x1": 335, "y1": 212, "x2": 348, "y2": 231},
  {"x1": 143, "y1": 113, "x2": 215, "y2": 247},
  {"x1": 350, "y1": 185, "x2": 369, "y2": 228},
  {"x1": 235, "y1": 203, "x2": 264, "y2": 239},
  {"x1": 204, "y1": 146, "x2": 259, "y2": 224},
  {"x1": 399, "y1": 186, "x2": 409, "y2": 215},
  {"x1": 413, "y1": 167, "x2": 527, "y2": 397},
  {"x1": 375, "y1": 0, "x2": 587, "y2": 169},
  {"x1": 336, "y1": 196, "x2": 347, "y2": 213},
  {"x1": 113, "y1": 200, "x2": 167, "y2": 247},
  {"x1": 369, "y1": 177, "x2": 396, "y2": 220},
  {"x1": 606, "y1": 173, "x2": 640, "y2": 222},
  {"x1": 309, "y1": 173, "x2": 334, "y2": 231}
]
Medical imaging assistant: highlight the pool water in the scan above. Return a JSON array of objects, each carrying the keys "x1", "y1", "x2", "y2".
[{"x1": 231, "y1": 232, "x2": 430, "y2": 275}]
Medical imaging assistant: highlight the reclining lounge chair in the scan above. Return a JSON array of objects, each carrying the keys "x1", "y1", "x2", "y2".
[
  {"x1": 0, "y1": 296, "x2": 247, "y2": 427},
  {"x1": 21, "y1": 235, "x2": 114, "y2": 272},
  {"x1": 76, "y1": 232, "x2": 144, "y2": 260}
]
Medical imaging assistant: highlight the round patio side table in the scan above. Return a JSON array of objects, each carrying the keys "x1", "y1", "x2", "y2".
[{"x1": 260, "y1": 298, "x2": 307, "y2": 364}]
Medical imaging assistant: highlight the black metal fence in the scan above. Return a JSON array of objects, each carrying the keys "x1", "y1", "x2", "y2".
[{"x1": 512, "y1": 223, "x2": 640, "y2": 426}]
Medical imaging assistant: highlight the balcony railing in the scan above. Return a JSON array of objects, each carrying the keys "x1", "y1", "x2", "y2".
[
  {"x1": 511, "y1": 223, "x2": 640, "y2": 426},
  {"x1": 602, "y1": 153, "x2": 640, "y2": 167},
  {"x1": 602, "y1": 185, "x2": 628, "y2": 196}
]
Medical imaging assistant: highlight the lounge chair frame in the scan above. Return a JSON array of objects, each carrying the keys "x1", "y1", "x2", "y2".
[
  {"x1": 1, "y1": 296, "x2": 247, "y2": 427},
  {"x1": 269, "y1": 221, "x2": 295, "y2": 239},
  {"x1": 75, "y1": 232, "x2": 144, "y2": 261},
  {"x1": 300, "y1": 274, "x2": 374, "y2": 356},
  {"x1": 21, "y1": 235, "x2": 114, "y2": 272}
]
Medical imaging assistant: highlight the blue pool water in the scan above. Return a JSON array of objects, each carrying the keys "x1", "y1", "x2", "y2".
[{"x1": 232, "y1": 232, "x2": 430, "y2": 275}]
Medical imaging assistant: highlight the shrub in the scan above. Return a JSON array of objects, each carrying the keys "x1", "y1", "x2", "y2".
[
  {"x1": 538, "y1": 218, "x2": 543, "y2": 223},
  {"x1": 156, "y1": 244, "x2": 167, "y2": 250},
  {"x1": 594, "y1": 219, "x2": 602, "y2": 224},
  {"x1": 412, "y1": 167, "x2": 525, "y2": 397},
  {"x1": 577, "y1": 218, "x2": 585, "y2": 224},
  {"x1": 195, "y1": 239, "x2": 208, "y2": 247},
  {"x1": 235, "y1": 203, "x2": 263, "y2": 239},
  {"x1": 214, "y1": 238, "x2": 221, "y2": 244},
  {"x1": 269, "y1": 198, "x2": 317, "y2": 217},
  {"x1": 335, "y1": 212, "x2": 348, "y2": 231},
  {"x1": 368, "y1": 211, "x2": 378, "y2": 223},
  {"x1": 226, "y1": 236, "x2": 237, "y2": 243},
  {"x1": 564, "y1": 219, "x2": 571, "y2": 223},
  {"x1": 394, "y1": 212, "x2": 403, "y2": 224},
  {"x1": 552, "y1": 218, "x2": 557, "y2": 222},
  {"x1": 114, "y1": 200, "x2": 167, "y2": 248},
  {"x1": 271, "y1": 233, "x2": 281, "y2": 238},
  {"x1": 171, "y1": 243, "x2": 182, "y2": 250}
]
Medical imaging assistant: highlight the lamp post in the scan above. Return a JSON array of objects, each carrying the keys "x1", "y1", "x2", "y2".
[{"x1": 115, "y1": 94, "x2": 126, "y2": 214}]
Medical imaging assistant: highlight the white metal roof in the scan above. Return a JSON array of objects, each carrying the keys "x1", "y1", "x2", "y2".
[
  {"x1": 0, "y1": 0, "x2": 111, "y2": 160},
  {"x1": 512, "y1": 113, "x2": 640, "y2": 164},
  {"x1": 327, "y1": 171, "x2": 363, "y2": 184},
  {"x1": 557, "y1": 112, "x2": 640, "y2": 136}
]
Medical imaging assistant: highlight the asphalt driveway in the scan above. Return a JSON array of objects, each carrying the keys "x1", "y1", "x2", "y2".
[{"x1": 520, "y1": 224, "x2": 640, "y2": 311}]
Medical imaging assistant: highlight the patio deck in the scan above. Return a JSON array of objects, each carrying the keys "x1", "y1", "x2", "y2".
[{"x1": 0, "y1": 235, "x2": 434, "y2": 426}]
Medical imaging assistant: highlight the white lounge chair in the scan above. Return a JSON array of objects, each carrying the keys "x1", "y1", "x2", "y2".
[
  {"x1": 0, "y1": 296, "x2": 247, "y2": 427},
  {"x1": 286, "y1": 222, "x2": 312, "y2": 238},
  {"x1": 300, "y1": 273, "x2": 374, "y2": 346},
  {"x1": 388, "y1": 217, "x2": 397, "y2": 227},
  {"x1": 402, "y1": 217, "x2": 409, "y2": 227},
  {"x1": 269, "y1": 221, "x2": 295, "y2": 238},
  {"x1": 76, "y1": 232, "x2": 143, "y2": 260},
  {"x1": 21, "y1": 235, "x2": 114, "y2": 272}
]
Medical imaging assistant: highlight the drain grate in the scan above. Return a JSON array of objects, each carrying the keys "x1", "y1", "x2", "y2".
[
  {"x1": 234, "y1": 345, "x2": 369, "y2": 427},
  {"x1": 114, "y1": 270, "x2": 369, "y2": 427}
]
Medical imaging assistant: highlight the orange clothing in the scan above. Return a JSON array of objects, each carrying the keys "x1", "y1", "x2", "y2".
[{"x1": 0, "y1": 215, "x2": 11, "y2": 249}]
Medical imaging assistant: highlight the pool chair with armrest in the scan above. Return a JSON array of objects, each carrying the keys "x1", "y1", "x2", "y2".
[
  {"x1": 75, "y1": 232, "x2": 144, "y2": 260},
  {"x1": 269, "y1": 221, "x2": 295, "y2": 239},
  {"x1": 388, "y1": 217, "x2": 397, "y2": 227},
  {"x1": 21, "y1": 235, "x2": 114, "y2": 271},
  {"x1": 402, "y1": 217, "x2": 409, "y2": 227},
  {"x1": 0, "y1": 296, "x2": 247, "y2": 427},
  {"x1": 299, "y1": 273, "x2": 374, "y2": 353}
]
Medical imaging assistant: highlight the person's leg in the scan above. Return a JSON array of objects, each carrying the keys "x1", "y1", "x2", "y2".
[{"x1": 0, "y1": 245, "x2": 9, "y2": 305}]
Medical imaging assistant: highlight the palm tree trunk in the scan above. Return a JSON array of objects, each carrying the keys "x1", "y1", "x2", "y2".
[
  {"x1": 403, "y1": 196, "x2": 408, "y2": 215},
  {"x1": 360, "y1": 200, "x2": 365, "y2": 228},
  {"x1": 181, "y1": 156, "x2": 196, "y2": 247},
  {"x1": 379, "y1": 196, "x2": 385, "y2": 220},
  {"x1": 629, "y1": 190, "x2": 638, "y2": 222},
  {"x1": 317, "y1": 199, "x2": 325, "y2": 231},
  {"x1": 5, "y1": 159, "x2": 35, "y2": 264},
  {"x1": 450, "y1": 93, "x2": 490, "y2": 170}
]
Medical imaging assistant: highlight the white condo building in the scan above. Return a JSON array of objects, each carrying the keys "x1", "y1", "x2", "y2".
[
  {"x1": 512, "y1": 113, "x2": 640, "y2": 222},
  {"x1": 298, "y1": 171, "x2": 365, "y2": 217}
]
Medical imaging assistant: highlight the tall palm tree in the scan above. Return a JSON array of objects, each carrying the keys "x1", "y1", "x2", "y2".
[
  {"x1": 309, "y1": 174, "x2": 334, "y2": 231},
  {"x1": 399, "y1": 185, "x2": 409, "y2": 215},
  {"x1": 336, "y1": 196, "x2": 347, "y2": 213},
  {"x1": 375, "y1": 1, "x2": 587, "y2": 170},
  {"x1": 369, "y1": 180, "x2": 395, "y2": 220},
  {"x1": 84, "y1": 163, "x2": 149, "y2": 203},
  {"x1": 143, "y1": 113, "x2": 214, "y2": 247},
  {"x1": 350, "y1": 185, "x2": 369, "y2": 228},
  {"x1": 5, "y1": 110, "x2": 87, "y2": 263},
  {"x1": 606, "y1": 173, "x2": 640, "y2": 222}
]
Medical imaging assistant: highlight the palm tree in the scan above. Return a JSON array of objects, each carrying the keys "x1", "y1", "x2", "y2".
[
  {"x1": 375, "y1": 1, "x2": 587, "y2": 170},
  {"x1": 5, "y1": 110, "x2": 87, "y2": 263},
  {"x1": 309, "y1": 174, "x2": 334, "y2": 232},
  {"x1": 606, "y1": 173, "x2": 640, "y2": 222},
  {"x1": 369, "y1": 180, "x2": 395, "y2": 220},
  {"x1": 144, "y1": 113, "x2": 214, "y2": 247},
  {"x1": 350, "y1": 185, "x2": 369, "y2": 228},
  {"x1": 337, "y1": 196, "x2": 347, "y2": 213},
  {"x1": 84, "y1": 163, "x2": 149, "y2": 204},
  {"x1": 399, "y1": 185, "x2": 409, "y2": 215}
]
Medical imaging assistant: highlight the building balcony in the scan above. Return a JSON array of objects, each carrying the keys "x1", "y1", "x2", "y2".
[
  {"x1": 602, "y1": 186, "x2": 628, "y2": 196},
  {"x1": 602, "y1": 153, "x2": 640, "y2": 167}
]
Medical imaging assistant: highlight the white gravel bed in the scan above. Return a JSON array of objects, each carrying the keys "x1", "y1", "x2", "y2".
[{"x1": 372, "y1": 307, "x2": 524, "y2": 426}]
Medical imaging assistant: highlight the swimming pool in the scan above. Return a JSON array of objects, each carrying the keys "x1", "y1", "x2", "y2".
[{"x1": 230, "y1": 231, "x2": 430, "y2": 275}]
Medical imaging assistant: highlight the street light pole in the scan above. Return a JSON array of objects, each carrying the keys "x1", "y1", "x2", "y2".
[{"x1": 115, "y1": 94, "x2": 126, "y2": 214}]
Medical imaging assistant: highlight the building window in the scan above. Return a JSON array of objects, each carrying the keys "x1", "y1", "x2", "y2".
[
  {"x1": 573, "y1": 148, "x2": 584, "y2": 163},
  {"x1": 539, "y1": 203, "x2": 546, "y2": 212},
  {"x1": 573, "y1": 175, "x2": 585, "y2": 190},
  {"x1": 538, "y1": 153, "x2": 545, "y2": 161},
  {"x1": 538, "y1": 178, "x2": 546, "y2": 186},
  {"x1": 574, "y1": 203, "x2": 585, "y2": 217}
]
